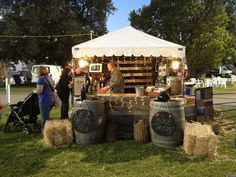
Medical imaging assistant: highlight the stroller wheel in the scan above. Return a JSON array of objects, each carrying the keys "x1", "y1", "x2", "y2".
[
  {"x1": 3, "y1": 124, "x2": 10, "y2": 133},
  {"x1": 23, "y1": 127, "x2": 31, "y2": 134}
]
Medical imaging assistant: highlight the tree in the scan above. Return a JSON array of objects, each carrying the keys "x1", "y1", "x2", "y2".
[
  {"x1": 129, "y1": 0, "x2": 236, "y2": 77},
  {"x1": 224, "y1": 0, "x2": 236, "y2": 63},
  {"x1": 0, "y1": 0, "x2": 115, "y2": 66}
]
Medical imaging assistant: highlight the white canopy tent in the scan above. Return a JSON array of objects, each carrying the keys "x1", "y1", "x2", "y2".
[{"x1": 72, "y1": 26, "x2": 185, "y2": 59}]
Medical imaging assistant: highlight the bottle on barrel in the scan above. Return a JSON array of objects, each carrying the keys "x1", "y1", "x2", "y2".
[{"x1": 81, "y1": 84, "x2": 86, "y2": 101}]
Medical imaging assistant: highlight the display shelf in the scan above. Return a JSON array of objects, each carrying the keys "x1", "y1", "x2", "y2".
[
  {"x1": 123, "y1": 73, "x2": 152, "y2": 77},
  {"x1": 117, "y1": 60, "x2": 152, "y2": 64},
  {"x1": 117, "y1": 58, "x2": 157, "y2": 89},
  {"x1": 119, "y1": 66, "x2": 152, "y2": 70},
  {"x1": 124, "y1": 79, "x2": 153, "y2": 83}
]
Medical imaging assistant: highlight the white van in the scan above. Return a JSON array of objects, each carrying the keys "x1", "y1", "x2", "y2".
[
  {"x1": 31, "y1": 65, "x2": 62, "y2": 85},
  {"x1": 220, "y1": 65, "x2": 233, "y2": 76}
]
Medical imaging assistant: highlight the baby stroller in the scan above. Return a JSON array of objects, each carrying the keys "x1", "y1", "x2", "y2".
[{"x1": 3, "y1": 92, "x2": 40, "y2": 134}]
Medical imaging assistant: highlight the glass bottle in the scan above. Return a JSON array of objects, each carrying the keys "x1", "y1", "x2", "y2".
[{"x1": 81, "y1": 84, "x2": 86, "y2": 101}]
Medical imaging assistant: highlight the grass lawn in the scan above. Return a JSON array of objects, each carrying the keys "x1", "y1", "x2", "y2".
[
  {"x1": 0, "y1": 84, "x2": 36, "y2": 93},
  {"x1": 0, "y1": 85, "x2": 235, "y2": 177},
  {"x1": 212, "y1": 84, "x2": 234, "y2": 94}
]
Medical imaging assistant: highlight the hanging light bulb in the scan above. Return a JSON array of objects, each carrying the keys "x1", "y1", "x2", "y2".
[
  {"x1": 79, "y1": 59, "x2": 88, "y2": 68},
  {"x1": 171, "y1": 60, "x2": 180, "y2": 70}
]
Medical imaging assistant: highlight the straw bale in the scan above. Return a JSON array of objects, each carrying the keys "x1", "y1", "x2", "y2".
[
  {"x1": 43, "y1": 119, "x2": 73, "y2": 147},
  {"x1": 43, "y1": 120, "x2": 55, "y2": 147},
  {"x1": 183, "y1": 122, "x2": 219, "y2": 157},
  {"x1": 53, "y1": 120, "x2": 66, "y2": 146},
  {"x1": 194, "y1": 136, "x2": 209, "y2": 156},
  {"x1": 183, "y1": 122, "x2": 197, "y2": 155},
  {"x1": 63, "y1": 119, "x2": 73, "y2": 144},
  {"x1": 208, "y1": 134, "x2": 219, "y2": 157},
  {"x1": 183, "y1": 132, "x2": 196, "y2": 155}
]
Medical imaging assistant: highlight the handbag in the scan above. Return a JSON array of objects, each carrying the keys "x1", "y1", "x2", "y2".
[
  {"x1": 52, "y1": 91, "x2": 62, "y2": 107},
  {"x1": 44, "y1": 77, "x2": 62, "y2": 107}
]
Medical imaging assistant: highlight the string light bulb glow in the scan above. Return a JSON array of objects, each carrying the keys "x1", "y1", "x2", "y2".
[
  {"x1": 171, "y1": 60, "x2": 180, "y2": 70},
  {"x1": 79, "y1": 59, "x2": 88, "y2": 68}
]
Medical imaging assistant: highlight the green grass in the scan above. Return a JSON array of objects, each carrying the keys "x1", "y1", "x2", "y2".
[
  {"x1": 0, "y1": 84, "x2": 36, "y2": 93},
  {"x1": 0, "y1": 122, "x2": 236, "y2": 177},
  {"x1": 0, "y1": 83, "x2": 234, "y2": 94},
  {"x1": 212, "y1": 84, "x2": 234, "y2": 94},
  {"x1": 0, "y1": 86, "x2": 236, "y2": 177}
]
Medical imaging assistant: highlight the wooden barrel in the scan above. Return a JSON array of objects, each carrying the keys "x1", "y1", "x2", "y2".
[
  {"x1": 149, "y1": 99, "x2": 185, "y2": 148},
  {"x1": 72, "y1": 100, "x2": 105, "y2": 145},
  {"x1": 105, "y1": 96, "x2": 150, "y2": 140}
]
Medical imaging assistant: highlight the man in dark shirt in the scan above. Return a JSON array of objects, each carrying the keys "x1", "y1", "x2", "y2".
[{"x1": 100, "y1": 61, "x2": 124, "y2": 93}]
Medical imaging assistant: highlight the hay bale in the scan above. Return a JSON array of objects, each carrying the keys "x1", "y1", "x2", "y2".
[
  {"x1": 183, "y1": 122, "x2": 198, "y2": 155},
  {"x1": 43, "y1": 119, "x2": 73, "y2": 147},
  {"x1": 63, "y1": 119, "x2": 74, "y2": 144},
  {"x1": 208, "y1": 134, "x2": 219, "y2": 157},
  {"x1": 183, "y1": 122, "x2": 219, "y2": 157},
  {"x1": 194, "y1": 135, "x2": 209, "y2": 156}
]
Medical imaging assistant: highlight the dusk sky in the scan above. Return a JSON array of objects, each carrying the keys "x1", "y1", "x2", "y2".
[{"x1": 107, "y1": 0, "x2": 150, "y2": 32}]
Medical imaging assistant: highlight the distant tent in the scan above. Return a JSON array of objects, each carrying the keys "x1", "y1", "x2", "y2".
[{"x1": 72, "y1": 26, "x2": 185, "y2": 59}]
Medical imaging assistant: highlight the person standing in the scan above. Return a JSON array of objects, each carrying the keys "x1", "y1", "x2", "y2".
[
  {"x1": 56, "y1": 67, "x2": 73, "y2": 119},
  {"x1": 34, "y1": 66, "x2": 54, "y2": 129},
  {"x1": 100, "y1": 61, "x2": 124, "y2": 93}
]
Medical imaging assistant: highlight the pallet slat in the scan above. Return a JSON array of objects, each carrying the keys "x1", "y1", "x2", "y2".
[
  {"x1": 119, "y1": 67, "x2": 152, "y2": 71},
  {"x1": 122, "y1": 73, "x2": 153, "y2": 77}
]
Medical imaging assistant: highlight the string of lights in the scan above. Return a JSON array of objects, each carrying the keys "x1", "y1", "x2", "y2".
[{"x1": 0, "y1": 33, "x2": 99, "y2": 38}]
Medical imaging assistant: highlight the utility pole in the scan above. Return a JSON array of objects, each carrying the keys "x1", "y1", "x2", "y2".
[{"x1": 90, "y1": 31, "x2": 94, "y2": 40}]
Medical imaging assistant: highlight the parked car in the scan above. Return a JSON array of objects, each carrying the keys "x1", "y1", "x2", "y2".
[
  {"x1": 220, "y1": 65, "x2": 232, "y2": 76},
  {"x1": 31, "y1": 65, "x2": 62, "y2": 85},
  {"x1": 207, "y1": 65, "x2": 233, "y2": 77}
]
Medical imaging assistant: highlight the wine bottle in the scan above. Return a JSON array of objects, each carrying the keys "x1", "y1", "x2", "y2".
[{"x1": 81, "y1": 84, "x2": 86, "y2": 101}]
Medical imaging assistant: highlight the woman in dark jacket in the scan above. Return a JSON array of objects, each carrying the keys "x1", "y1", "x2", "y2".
[{"x1": 56, "y1": 67, "x2": 72, "y2": 119}]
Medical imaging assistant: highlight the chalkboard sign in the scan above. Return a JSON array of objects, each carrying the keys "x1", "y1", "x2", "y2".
[
  {"x1": 151, "y1": 111, "x2": 176, "y2": 136},
  {"x1": 72, "y1": 109, "x2": 96, "y2": 133},
  {"x1": 89, "y1": 63, "x2": 102, "y2": 73}
]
